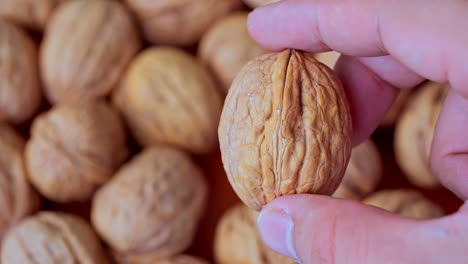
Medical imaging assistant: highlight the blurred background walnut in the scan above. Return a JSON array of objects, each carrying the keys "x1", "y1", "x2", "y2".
[
  {"x1": 41, "y1": 0, "x2": 140, "y2": 104},
  {"x1": 394, "y1": 81, "x2": 448, "y2": 188},
  {"x1": 363, "y1": 189, "x2": 444, "y2": 219},
  {"x1": 199, "y1": 12, "x2": 268, "y2": 92},
  {"x1": 25, "y1": 101, "x2": 128, "y2": 203},
  {"x1": 333, "y1": 139, "x2": 382, "y2": 200},
  {"x1": 124, "y1": 0, "x2": 242, "y2": 46},
  {"x1": 113, "y1": 47, "x2": 222, "y2": 154},
  {"x1": 0, "y1": 20, "x2": 42, "y2": 124},
  {"x1": 0, "y1": 123, "x2": 39, "y2": 239},
  {"x1": 92, "y1": 146, "x2": 207, "y2": 261},
  {"x1": 215, "y1": 204, "x2": 295, "y2": 264},
  {"x1": 1, "y1": 212, "x2": 109, "y2": 263},
  {"x1": 380, "y1": 89, "x2": 413, "y2": 127},
  {"x1": 0, "y1": 0, "x2": 66, "y2": 31},
  {"x1": 242, "y1": 0, "x2": 279, "y2": 8}
]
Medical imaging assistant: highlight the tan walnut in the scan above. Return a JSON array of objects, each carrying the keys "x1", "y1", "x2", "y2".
[
  {"x1": 243, "y1": 0, "x2": 279, "y2": 8},
  {"x1": 25, "y1": 101, "x2": 129, "y2": 203},
  {"x1": 219, "y1": 49, "x2": 352, "y2": 210},
  {"x1": 1, "y1": 212, "x2": 109, "y2": 263},
  {"x1": 0, "y1": 123, "x2": 40, "y2": 239},
  {"x1": 41, "y1": 0, "x2": 140, "y2": 104},
  {"x1": 92, "y1": 146, "x2": 207, "y2": 261},
  {"x1": 313, "y1": 51, "x2": 341, "y2": 69},
  {"x1": 363, "y1": 189, "x2": 444, "y2": 219},
  {"x1": 124, "y1": 0, "x2": 242, "y2": 46},
  {"x1": 380, "y1": 89, "x2": 413, "y2": 127},
  {"x1": 199, "y1": 12, "x2": 268, "y2": 92},
  {"x1": 0, "y1": 0, "x2": 65, "y2": 31},
  {"x1": 113, "y1": 47, "x2": 222, "y2": 154},
  {"x1": 333, "y1": 139, "x2": 382, "y2": 200},
  {"x1": 394, "y1": 81, "x2": 448, "y2": 188},
  {"x1": 115, "y1": 255, "x2": 210, "y2": 264},
  {"x1": 215, "y1": 204, "x2": 295, "y2": 264},
  {"x1": 0, "y1": 20, "x2": 42, "y2": 124}
]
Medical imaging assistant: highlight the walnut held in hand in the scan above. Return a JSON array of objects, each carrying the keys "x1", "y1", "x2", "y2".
[
  {"x1": 92, "y1": 146, "x2": 207, "y2": 261},
  {"x1": 215, "y1": 204, "x2": 295, "y2": 264},
  {"x1": 1, "y1": 212, "x2": 109, "y2": 264},
  {"x1": 124, "y1": 0, "x2": 242, "y2": 46},
  {"x1": 0, "y1": 123, "x2": 39, "y2": 239},
  {"x1": 0, "y1": 20, "x2": 41, "y2": 124},
  {"x1": 363, "y1": 189, "x2": 443, "y2": 219},
  {"x1": 333, "y1": 139, "x2": 382, "y2": 200},
  {"x1": 25, "y1": 101, "x2": 128, "y2": 203},
  {"x1": 218, "y1": 49, "x2": 352, "y2": 210},
  {"x1": 114, "y1": 47, "x2": 222, "y2": 154},
  {"x1": 199, "y1": 12, "x2": 268, "y2": 92},
  {"x1": 0, "y1": 0, "x2": 65, "y2": 31},
  {"x1": 242, "y1": 0, "x2": 279, "y2": 8},
  {"x1": 394, "y1": 81, "x2": 448, "y2": 188},
  {"x1": 41, "y1": 0, "x2": 140, "y2": 104}
]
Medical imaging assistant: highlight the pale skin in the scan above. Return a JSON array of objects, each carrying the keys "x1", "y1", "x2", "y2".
[{"x1": 249, "y1": 0, "x2": 468, "y2": 263}]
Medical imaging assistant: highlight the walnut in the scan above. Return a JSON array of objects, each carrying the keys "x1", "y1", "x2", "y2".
[
  {"x1": 91, "y1": 146, "x2": 207, "y2": 261},
  {"x1": 381, "y1": 89, "x2": 412, "y2": 127},
  {"x1": 25, "y1": 101, "x2": 129, "y2": 203},
  {"x1": 1, "y1": 212, "x2": 109, "y2": 263},
  {"x1": 0, "y1": 20, "x2": 41, "y2": 124},
  {"x1": 333, "y1": 139, "x2": 382, "y2": 200},
  {"x1": 124, "y1": 0, "x2": 242, "y2": 46},
  {"x1": 199, "y1": 12, "x2": 268, "y2": 92},
  {"x1": 0, "y1": 123, "x2": 39, "y2": 238},
  {"x1": 363, "y1": 189, "x2": 444, "y2": 219},
  {"x1": 215, "y1": 204, "x2": 295, "y2": 264},
  {"x1": 218, "y1": 49, "x2": 352, "y2": 210},
  {"x1": 242, "y1": 0, "x2": 279, "y2": 8},
  {"x1": 113, "y1": 47, "x2": 222, "y2": 154},
  {"x1": 115, "y1": 255, "x2": 210, "y2": 264},
  {"x1": 0, "y1": 0, "x2": 65, "y2": 31},
  {"x1": 41, "y1": 0, "x2": 140, "y2": 104},
  {"x1": 313, "y1": 51, "x2": 341, "y2": 69},
  {"x1": 394, "y1": 81, "x2": 448, "y2": 188}
]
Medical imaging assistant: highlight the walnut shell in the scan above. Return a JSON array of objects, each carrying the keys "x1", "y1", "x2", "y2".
[
  {"x1": 113, "y1": 47, "x2": 222, "y2": 154},
  {"x1": 25, "y1": 101, "x2": 129, "y2": 203},
  {"x1": 394, "y1": 81, "x2": 448, "y2": 188},
  {"x1": 0, "y1": 123, "x2": 39, "y2": 238},
  {"x1": 380, "y1": 89, "x2": 412, "y2": 127},
  {"x1": 333, "y1": 139, "x2": 382, "y2": 200},
  {"x1": 1, "y1": 212, "x2": 109, "y2": 263},
  {"x1": 41, "y1": 0, "x2": 140, "y2": 104},
  {"x1": 124, "y1": 0, "x2": 242, "y2": 46},
  {"x1": 363, "y1": 189, "x2": 444, "y2": 219},
  {"x1": 219, "y1": 49, "x2": 352, "y2": 210},
  {"x1": 116, "y1": 255, "x2": 210, "y2": 264},
  {"x1": 0, "y1": 0, "x2": 64, "y2": 31},
  {"x1": 199, "y1": 12, "x2": 268, "y2": 92},
  {"x1": 242, "y1": 0, "x2": 279, "y2": 8},
  {"x1": 92, "y1": 146, "x2": 207, "y2": 261},
  {"x1": 313, "y1": 51, "x2": 341, "y2": 69},
  {"x1": 215, "y1": 204, "x2": 295, "y2": 264},
  {"x1": 0, "y1": 20, "x2": 41, "y2": 124}
]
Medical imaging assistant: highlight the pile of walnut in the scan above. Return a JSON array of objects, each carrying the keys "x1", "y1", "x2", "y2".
[{"x1": 0, "y1": 0, "x2": 451, "y2": 263}]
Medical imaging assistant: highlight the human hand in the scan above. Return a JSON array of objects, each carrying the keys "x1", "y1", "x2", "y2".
[{"x1": 248, "y1": 0, "x2": 468, "y2": 263}]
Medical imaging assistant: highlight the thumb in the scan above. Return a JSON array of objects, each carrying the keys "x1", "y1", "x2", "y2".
[{"x1": 257, "y1": 194, "x2": 468, "y2": 264}]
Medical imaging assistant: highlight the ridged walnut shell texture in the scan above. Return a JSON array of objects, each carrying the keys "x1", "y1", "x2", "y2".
[
  {"x1": 363, "y1": 189, "x2": 444, "y2": 219},
  {"x1": 0, "y1": 20, "x2": 42, "y2": 124},
  {"x1": 215, "y1": 204, "x2": 295, "y2": 264},
  {"x1": 1, "y1": 212, "x2": 109, "y2": 264},
  {"x1": 116, "y1": 255, "x2": 210, "y2": 264},
  {"x1": 219, "y1": 49, "x2": 352, "y2": 210},
  {"x1": 333, "y1": 139, "x2": 382, "y2": 200},
  {"x1": 124, "y1": 0, "x2": 242, "y2": 46},
  {"x1": 242, "y1": 0, "x2": 279, "y2": 8},
  {"x1": 0, "y1": 123, "x2": 39, "y2": 239},
  {"x1": 41, "y1": 0, "x2": 140, "y2": 104},
  {"x1": 199, "y1": 12, "x2": 268, "y2": 92},
  {"x1": 25, "y1": 101, "x2": 129, "y2": 203},
  {"x1": 113, "y1": 47, "x2": 222, "y2": 154},
  {"x1": 92, "y1": 147, "x2": 207, "y2": 261},
  {"x1": 394, "y1": 81, "x2": 448, "y2": 188},
  {"x1": 0, "y1": 0, "x2": 65, "y2": 31}
]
